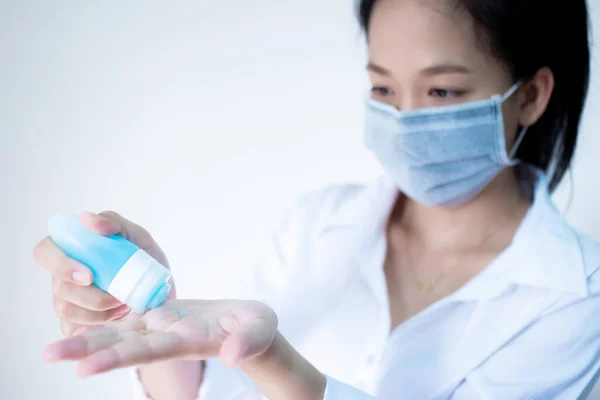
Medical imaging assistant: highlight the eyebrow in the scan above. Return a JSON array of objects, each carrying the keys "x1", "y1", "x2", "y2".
[
  {"x1": 366, "y1": 62, "x2": 391, "y2": 76},
  {"x1": 366, "y1": 62, "x2": 471, "y2": 76},
  {"x1": 421, "y1": 64, "x2": 471, "y2": 76}
]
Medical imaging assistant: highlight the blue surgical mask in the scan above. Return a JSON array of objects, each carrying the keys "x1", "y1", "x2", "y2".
[{"x1": 364, "y1": 82, "x2": 527, "y2": 207}]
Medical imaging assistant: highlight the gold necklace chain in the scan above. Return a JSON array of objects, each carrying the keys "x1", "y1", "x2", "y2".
[
  {"x1": 405, "y1": 242, "x2": 483, "y2": 294},
  {"x1": 404, "y1": 204, "x2": 520, "y2": 294}
]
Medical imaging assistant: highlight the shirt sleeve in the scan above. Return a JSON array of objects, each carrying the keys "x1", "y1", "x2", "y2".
[
  {"x1": 323, "y1": 376, "x2": 376, "y2": 400},
  {"x1": 130, "y1": 368, "x2": 155, "y2": 400},
  {"x1": 450, "y1": 285, "x2": 600, "y2": 400}
]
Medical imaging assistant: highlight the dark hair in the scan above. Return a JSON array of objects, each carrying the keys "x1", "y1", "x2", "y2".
[{"x1": 357, "y1": 0, "x2": 591, "y2": 191}]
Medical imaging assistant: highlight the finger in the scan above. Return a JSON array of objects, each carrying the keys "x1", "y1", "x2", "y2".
[
  {"x1": 77, "y1": 330, "x2": 187, "y2": 377},
  {"x1": 142, "y1": 310, "x2": 183, "y2": 332},
  {"x1": 60, "y1": 320, "x2": 86, "y2": 338},
  {"x1": 45, "y1": 317, "x2": 146, "y2": 363},
  {"x1": 219, "y1": 314, "x2": 278, "y2": 367},
  {"x1": 166, "y1": 276, "x2": 177, "y2": 300},
  {"x1": 104, "y1": 313, "x2": 146, "y2": 332},
  {"x1": 54, "y1": 298, "x2": 130, "y2": 325},
  {"x1": 94, "y1": 211, "x2": 172, "y2": 282},
  {"x1": 80, "y1": 211, "x2": 156, "y2": 250},
  {"x1": 81, "y1": 211, "x2": 171, "y2": 285},
  {"x1": 34, "y1": 237, "x2": 93, "y2": 286},
  {"x1": 44, "y1": 327, "x2": 122, "y2": 363},
  {"x1": 53, "y1": 277, "x2": 121, "y2": 312},
  {"x1": 79, "y1": 211, "x2": 120, "y2": 236}
]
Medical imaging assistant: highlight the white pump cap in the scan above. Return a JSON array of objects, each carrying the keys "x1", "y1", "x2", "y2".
[{"x1": 107, "y1": 249, "x2": 171, "y2": 313}]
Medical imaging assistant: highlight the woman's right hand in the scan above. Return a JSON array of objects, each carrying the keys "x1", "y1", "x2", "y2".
[{"x1": 34, "y1": 211, "x2": 175, "y2": 337}]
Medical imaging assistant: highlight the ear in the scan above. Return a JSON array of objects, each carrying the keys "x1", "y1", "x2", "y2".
[{"x1": 517, "y1": 67, "x2": 555, "y2": 127}]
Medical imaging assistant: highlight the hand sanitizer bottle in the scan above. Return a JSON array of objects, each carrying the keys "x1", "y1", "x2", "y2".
[{"x1": 48, "y1": 212, "x2": 171, "y2": 313}]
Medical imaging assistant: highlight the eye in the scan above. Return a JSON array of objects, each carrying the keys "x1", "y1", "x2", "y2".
[
  {"x1": 429, "y1": 88, "x2": 463, "y2": 99},
  {"x1": 371, "y1": 86, "x2": 395, "y2": 98}
]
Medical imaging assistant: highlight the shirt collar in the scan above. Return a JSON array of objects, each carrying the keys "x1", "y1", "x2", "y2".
[
  {"x1": 509, "y1": 171, "x2": 588, "y2": 295},
  {"x1": 323, "y1": 169, "x2": 590, "y2": 301},
  {"x1": 455, "y1": 170, "x2": 589, "y2": 300}
]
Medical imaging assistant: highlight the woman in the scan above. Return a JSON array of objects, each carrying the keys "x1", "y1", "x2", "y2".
[{"x1": 35, "y1": 0, "x2": 600, "y2": 398}]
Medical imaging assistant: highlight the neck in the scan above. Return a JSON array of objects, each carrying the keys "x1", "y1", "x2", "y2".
[{"x1": 392, "y1": 168, "x2": 532, "y2": 251}]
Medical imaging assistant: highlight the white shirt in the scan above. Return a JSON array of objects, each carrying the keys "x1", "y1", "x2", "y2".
[{"x1": 132, "y1": 172, "x2": 600, "y2": 399}]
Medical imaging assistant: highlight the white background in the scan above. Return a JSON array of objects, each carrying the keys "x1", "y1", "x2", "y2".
[{"x1": 1, "y1": 1, "x2": 599, "y2": 399}]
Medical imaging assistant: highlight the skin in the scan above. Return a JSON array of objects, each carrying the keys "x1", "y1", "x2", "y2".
[
  {"x1": 367, "y1": 0, "x2": 555, "y2": 328},
  {"x1": 39, "y1": 211, "x2": 325, "y2": 400},
  {"x1": 35, "y1": 0, "x2": 556, "y2": 398},
  {"x1": 35, "y1": 211, "x2": 204, "y2": 400}
]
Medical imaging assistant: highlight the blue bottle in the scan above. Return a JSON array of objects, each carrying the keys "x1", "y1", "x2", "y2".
[{"x1": 48, "y1": 212, "x2": 171, "y2": 313}]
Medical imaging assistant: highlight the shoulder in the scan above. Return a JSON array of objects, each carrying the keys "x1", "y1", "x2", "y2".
[
  {"x1": 265, "y1": 177, "x2": 391, "y2": 283},
  {"x1": 514, "y1": 179, "x2": 600, "y2": 300},
  {"x1": 462, "y1": 223, "x2": 600, "y2": 398},
  {"x1": 573, "y1": 231, "x2": 600, "y2": 298},
  {"x1": 260, "y1": 180, "x2": 373, "y2": 260},
  {"x1": 284, "y1": 180, "x2": 372, "y2": 232},
  {"x1": 574, "y1": 231, "x2": 600, "y2": 280},
  {"x1": 538, "y1": 224, "x2": 600, "y2": 328},
  {"x1": 298, "y1": 182, "x2": 369, "y2": 214}
]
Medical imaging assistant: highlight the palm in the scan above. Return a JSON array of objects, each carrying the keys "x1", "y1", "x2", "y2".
[{"x1": 44, "y1": 299, "x2": 278, "y2": 377}]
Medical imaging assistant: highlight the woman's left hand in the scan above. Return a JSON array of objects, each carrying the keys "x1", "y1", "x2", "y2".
[{"x1": 43, "y1": 299, "x2": 278, "y2": 377}]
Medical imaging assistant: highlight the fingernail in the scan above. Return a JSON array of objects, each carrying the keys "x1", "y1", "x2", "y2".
[
  {"x1": 226, "y1": 355, "x2": 238, "y2": 367},
  {"x1": 72, "y1": 270, "x2": 91, "y2": 285},
  {"x1": 112, "y1": 313, "x2": 128, "y2": 321},
  {"x1": 83, "y1": 211, "x2": 104, "y2": 222},
  {"x1": 116, "y1": 304, "x2": 130, "y2": 312},
  {"x1": 112, "y1": 305, "x2": 130, "y2": 319}
]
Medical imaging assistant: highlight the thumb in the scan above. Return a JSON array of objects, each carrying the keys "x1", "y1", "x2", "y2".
[
  {"x1": 80, "y1": 211, "x2": 120, "y2": 236},
  {"x1": 218, "y1": 314, "x2": 278, "y2": 368},
  {"x1": 79, "y1": 211, "x2": 156, "y2": 251},
  {"x1": 80, "y1": 210, "x2": 173, "y2": 288}
]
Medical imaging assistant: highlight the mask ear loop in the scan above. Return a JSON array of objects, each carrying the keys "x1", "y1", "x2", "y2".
[
  {"x1": 508, "y1": 126, "x2": 528, "y2": 159},
  {"x1": 502, "y1": 80, "x2": 527, "y2": 160},
  {"x1": 501, "y1": 80, "x2": 524, "y2": 102}
]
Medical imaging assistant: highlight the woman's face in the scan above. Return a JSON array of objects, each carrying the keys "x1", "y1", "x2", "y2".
[{"x1": 367, "y1": 0, "x2": 522, "y2": 148}]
